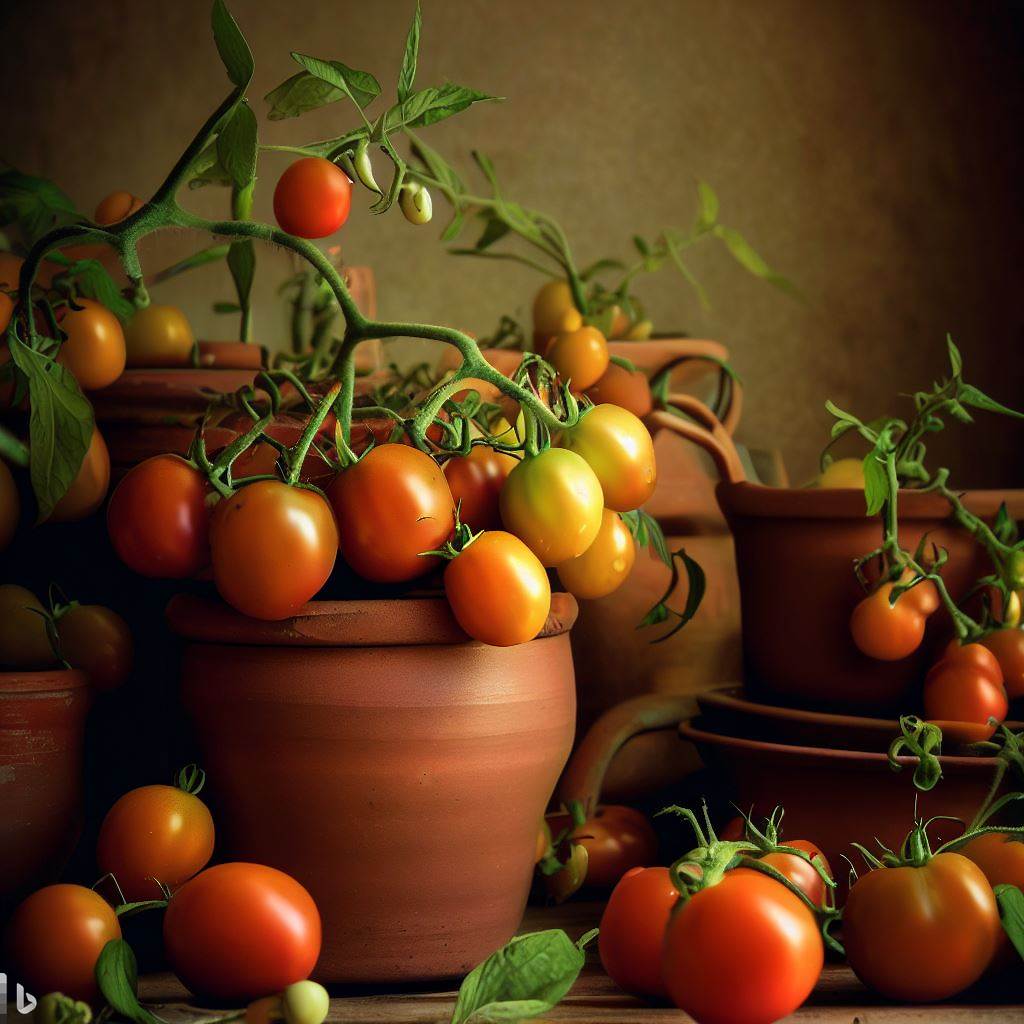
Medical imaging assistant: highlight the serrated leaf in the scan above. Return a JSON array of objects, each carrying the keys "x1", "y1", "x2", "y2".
[
  {"x1": 211, "y1": 0, "x2": 254, "y2": 88},
  {"x1": 267, "y1": 57, "x2": 381, "y2": 120},
  {"x1": 217, "y1": 102, "x2": 258, "y2": 189},
  {"x1": 383, "y1": 83, "x2": 497, "y2": 135},
  {"x1": 695, "y1": 180, "x2": 719, "y2": 232},
  {"x1": 397, "y1": 1, "x2": 422, "y2": 102}
]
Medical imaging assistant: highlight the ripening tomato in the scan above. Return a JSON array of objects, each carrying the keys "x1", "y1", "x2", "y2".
[
  {"x1": 584, "y1": 362, "x2": 653, "y2": 419},
  {"x1": 0, "y1": 459, "x2": 18, "y2": 552},
  {"x1": 849, "y1": 582, "x2": 927, "y2": 661},
  {"x1": 0, "y1": 584, "x2": 56, "y2": 669},
  {"x1": 211, "y1": 481, "x2": 338, "y2": 620},
  {"x1": 761, "y1": 839, "x2": 832, "y2": 908},
  {"x1": 48, "y1": 427, "x2": 110, "y2": 522},
  {"x1": 500, "y1": 449, "x2": 603, "y2": 566},
  {"x1": 532, "y1": 279, "x2": 579, "y2": 340},
  {"x1": 163, "y1": 863, "x2": 321, "y2": 1000},
  {"x1": 547, "y1": 805, "x2": 658, "y2": 889},
  {"x1": 561, "y1": 404, "x2": 656, "y2": 512},
  {"x1": 94, "y1": 190, "x2": 144, "y2": 226},
  {"x1": 97, "y1": 782, "x2": 215, "y2": 901},
  {"x1": 961, "y1": 831, "x2": 1024, "y2": 964},
  {"x1": 443, "y1": 446, "x2": 518, "y2": 532},
  {"x1": 328, "y1": 444, "x2": 455, "y2": 583},
  {"x1": 816, "y1": 457, "x2": 866, "y2": 489},
  {"x1": 7, "y1": 884, "x2": 121, "y2": 1004},
  {"x1": 57, "y1": 603, "x2": 133, "y2": 692},
  {"x1": 557, "y1": 509, "x2": 635, "y2": 600},
  {"x1": 124, "y1": 304, "x2": 194, "y2": 367},
  {"x1": 981, "y1": 628, "x2": 1024, "y2": 699},
  {"x1": 274, "y1": 158, "x2": 352, "y2": 239},
  {"x1": 55, "y1": 299, "x2": 126, "y2": 391},
  {"x1": 924, "y1": 641, "x2": 1007, "y2": 742},
  {"x1": 843, "y1": 851, "x2": 1000, "y2": 1001},
  {"x1": 662, "y1": 867, "x2": 823, "y2": 1024},
  {"x1": 546, "y1": 325, "x2": 610, "y2": 391},
  {"x1": 599, "y1": 866, "x2": 678, "y2": 998},
  {"x1": 444, "y1": 531, "x2": 550, "y2": 646},
  {"x1": 108, "y1": 455, "x2": 211, "y2": 578}
]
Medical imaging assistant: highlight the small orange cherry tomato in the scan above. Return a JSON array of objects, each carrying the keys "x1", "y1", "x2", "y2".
[
  {"x1": 584, "y1": 362, "x2": 653, "y2": 419},
  {"x1": 94, "y1": 190, "x2": 144, "y2": 226},
  {"x1": 546, "y1": 325, "x2": 609, "y2": 391},
  {"x1": 849, "y1": 582, "x2": 926, "y2": 661},
  {"x1": 49, "y1": 427, "x2": 110, "y2": 522},
  {"x1": 761, "y1": 839, "x2": 832, "y2": 909},
  {"x1": 924, "y1": 641, "x2": 1007, "y2": 742},
  {"x1": 557, "y1": 509, "x2": 635, "y2": 599},
  {"x1": 56, "y1": 299, "x2": 126, "y2": 391},
  {"x1": 57, "y1": 603, "x2": 133, "y2": 692},
  {"x1": 274, "y1": 158, "x2": 352, "y2": 239},
  {"x1": 981, "y1": 628, "x2": 1024, "y2": 699},
  {"x1": 442, "y1": 445, "x2": 518, "y2": 532}
]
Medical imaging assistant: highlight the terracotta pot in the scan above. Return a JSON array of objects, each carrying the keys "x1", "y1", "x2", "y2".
[
  {"x1": 680, "y1": 719, "x2": 1004, "y2": 877},
  {"x1": 0, "y1": 670, "x2": 90, "y2": 902},
  {"x1": 715, "y1": 483, "x2": 1024, "y2": 712},
  {"x1": 168, "y1": 593, "x2": 578, "y2": 984}
]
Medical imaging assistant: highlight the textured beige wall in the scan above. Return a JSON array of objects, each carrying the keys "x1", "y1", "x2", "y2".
[{"x1": 2, "y1": 0, "x2": 1022, "y2": 485}]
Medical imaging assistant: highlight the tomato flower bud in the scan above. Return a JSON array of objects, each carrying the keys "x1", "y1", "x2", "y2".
[
  {"x1": 399, "y1": 182, "x2": 432, "y2": 225},
  {"x1": 352, "y1": 139, "x2": 382, "y2": 195}
]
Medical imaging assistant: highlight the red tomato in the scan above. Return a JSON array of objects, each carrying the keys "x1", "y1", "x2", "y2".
[
  {"x1": 584, "y1": 362, "x2": 653, "y2": 419},
  {"x1": 97, "y1": 783, "x2": 215, "y2": 901},
  {"x1": 599, "y1": 866, "x2": 678, "y2": 998},
  {"x1": 56, "y1": 299, "x2": 126, "y2": 391},
  {"x1": 924, "y1": 641, "x2": 1007, "y2": 742},
  {"x1": 849, "y1": 582, "x2": 926, "y2": 661},
  {"x1": 49, "y1": 427, "x2": 110, "y2": 522},
  {"x1": 843, "y1": 852, "x2": 1000, "y2": 1001},
  {"x1": 547, "y1": 805, "x2": 658, "y2": 889},
  {"x1": 7, "y1": 884, "x2": 121, "y2": 1004},
  {"x1": 444, "y1": 530, "x2": 551, "y2": 646},
  {"x1": 442, "y1": 446, "x2": 518, "y2": 532},
  {"x1": 546, "y1": 325, "x2": 609, "y2": 391},
  {"x1": 211, "y1": 481, "x2": 338, "y2": 620},
  {"x1": 961, "y1": 831, "x2": 1024, "y2": 964},
  {"x1": 274, "y1": 158, "x2": 352, "y2": 239},
  {"x1": 557, "y1": 508, "x2": 635, "y2": 600},
  {"x1": 761, "y1": 839, "x2": 832, "y2": 908},
  {"x1": 981, "y1": 628, "x2": 1024, "y2": 699},
  {"x1": 662, "y1": 867, "x2": 822, "y2": 1024},
  {"x1": 163, "y1": 863, "x2": 321, "y2": 1000},
  {"x1": 108, "y1": 455, "x2": 211, "y2": 578},
  {"x1": 57, "y1": 604, "x2": 133, "y2": 692},
  {"x1": 328, "y1": 444, "x2": 455, "y2": 583}
]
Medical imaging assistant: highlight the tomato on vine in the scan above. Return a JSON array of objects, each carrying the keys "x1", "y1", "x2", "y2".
[
  {"x1": 546, "y1": 325, "x2": 609, "y2": 391},
  {"x1": 55, "y1": 298, "x2": 126, "y2": 391},
  {"x1": 531, "y1": 278, "x2": 580, "y2": 343},
  {"x1": 546, "y1": 805, "x2": 657, "y2": 889},
  {"x1": 274, "y1": 157, "x2": 352, "y2": 239},
  {"x1": 94, "y1": 190, "x2": 144, "y2": 226},
  {"x1": 981, "y1": 627, "x2": 1024, "y2": 699},
  {"x1": 584, "y1": 362, "x2": 653, "y2": 419},
  {"x1": 56, "y1": 601, "x2": 133, "y2": 691},
  {"x1": 557, "y1": 509, "x2": 635, "y2": 600},
  {"x1": 49, "y1": 426, "x2": 110, "y2": 522},
  {"x1": 124, "y1": 304, "x2": 195, "y2": 367},
  {"x1": 923, "y1": 641, "x2": 1007, "y2": 741},
  {"x1": 849, "y1": 580, "x2": 929, "y2": 661},
  {"x1": 211, "y1": 480, "x2": 338, "y2": 620},
  {"x1": 442, "y1": 445, "x2": 518, "y2": 532}
]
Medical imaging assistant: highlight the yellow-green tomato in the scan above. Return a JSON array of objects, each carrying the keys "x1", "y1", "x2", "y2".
[
  {"x1": 561, "y1": 404, "x2": 656, "y2": 513},
  {"x1": 817, "y1": 457, "x2": 865, "y2": 489},
  {"x1": 124, "y1": 305, "x2": 194, "y2": 367},
  {"x1": 282, "y1": 981, "x2": 330, "y2": 1024},
  {"x1": 0, "y1": 584, "x2": 57, "y2": 669},
  {"x1": 499, "y1": 449, "x2": 603, "y2": 567},
  {"x1": 558, "y1": 509, "x2": 636, "y2": 599}
]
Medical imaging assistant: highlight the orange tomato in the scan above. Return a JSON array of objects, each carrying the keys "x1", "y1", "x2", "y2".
[
  {"x1": 557, "y1": 509, "x2": 635, "y2": 599},
  {"x1": 924, "y1": 642, "x2": 1007, "y2": 742},
  {"x1": 546, "y1": 325, "x2": 609, "y2": 391},
  {"x1": 849, "y1": 582, "x2": 927, "y2": 661},
  {"x1": 443, "y1": 446, "x2": 518, "y2": 532},
  {"x1": 49, "y1": 427, "x2": 110, "y2": 522},
  {"x1": 94, "y1": 190, "x2": 144, "y2": 226},
  {"x1": 981, "y1": 628, "x2": 1024, "y2": 699},
  {"x1": 584, "y1": 362, "x2": 653, "y2": 419},
  {"x1": 57, "y1": 299, "x2": 126, "y2": 390}
]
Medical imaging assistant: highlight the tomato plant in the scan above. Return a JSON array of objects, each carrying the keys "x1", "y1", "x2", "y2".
[
  {"x1": 56, "y1": 602, "x2": 133, "y2": 691},
  {"x1": 0, "y1": 583, "x2": 56, "y2": 669},
  {"x1": 0, "y1": 458, "x2": 18, "y2": 552},
  {"x1": 849, "y1": 581, "x2": 927, "y2": 661},
  {"x1": 163, "y1": 862, "x2": 321, "y2": 1000},
  {"x1": 557, "y1": 508, "x2": 635, "y2": 600},
  {"x1": 923, "y1": 641, "x2": 1007, "y2": 742},
  {"x1": 274, "y1": 158, "x2": 352, "y2": 239},
  {"x1": 108, "y1": 454, "x2": 211, "y2": 578},
  {"x1": 328, "y1": 444, "x2": 456, "y2": 583},
  {"x1": 7, "y1": 884, "x2": 121, "y2": 1004},
  {"x1": 124, "y1": 305, "x2": 194, "y2": 367},
  {"x1": 55, "y1": 299, "x2": 126, "y2": 391},
  {"x1": 49, "y1": 427, "x2": 110, "y2": 523},
  {"x1": 499, "y1": 448, "x2": 603, "y2": 566},
  {"x1": 560, "y1": 404, "x2": 656, "y2": 513},
  {"x1": 211, "y1": 480, "x2": 338, "y2": 620},
  {"x1": 981, "y1": 627, "x2": 1024, "y2": 699},
  {"x1": 547, "y1": 805, "x2": 657, "y2": 889},
  {"x1": 584, "y1": 362, "x2": 653, "y2": 419},
  {"x1": 546, "y1": 325, "x2": 609, "y2": 392},
  {"x1": 94, "y1": 190, "x2": 143, "y2": 226},
  {"x1": 598, "y1": 866, "x2": 677, "y2": 998},
  {"x1": 97, "y1": 766, "x2": 215, "y2": 901},
  {"x1": 442, "y1": 445, "x2": 517, "y2": 532},
  {"x1": 443, "y1": 530, "x2": 550, "y2": 646}
]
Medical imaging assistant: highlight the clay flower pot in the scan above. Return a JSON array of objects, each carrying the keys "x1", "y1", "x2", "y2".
[
  {"x1": 167, "y1": 593, "x2": 578, "y2": 984},
  {"x1": 0, "y1": 669, "x2": 91, "y2": 902}
]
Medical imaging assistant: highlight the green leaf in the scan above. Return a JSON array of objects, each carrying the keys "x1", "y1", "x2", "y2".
[
  {"x1": 958, "y1": 383, "x2": 1024, "y2": 421},
  {"x1": 712, "y1": 224, "x2": 797, "y2": 295},
  {"x1": 227, "y1": 239, "x2": 255, "y2": 307},
  {"x1": 449, "y1": 929, "x2": 585, "y2": 1024},
  {"x1": 474, "y1": 214, "x2": 510, "y2": 252},
  {"x1": 663, "y1": 233, "x2": 710, "y2": 310},
  {"x1": 621, "y1": 509, "x2": 671, "y2": 566},
  {"x1": 946, "y1": 334, "x2": 963, "y2": 378},
  {"x1": 65, "y1": 260, "x2": 135, "y2": 321},
  {"x1": 995, "y1": 885, "x2": 1024, "y2": 961},
  {"x1": 289, "y1": 129, "x2": 369, "y2": 162},
  {"x1": 397, "y1": 1, "x2": 422, "y2": 102},
  {"x1": 217, "y1": 102, "x2": 258, "y2": 190},
  {"x1": 8, "y1": 334, "x2": 94, "y2": 522},
  {"x1": 211, "y1": 0, "x2": 254, "y2": 88},
  {"x1": 0, "y1": 167, "x2": 82, "y2": 247},
  {"x1": 695, "y1": 180, "x2": 719, "y2": 232},
  {"x1": 151, "y1": 244, "x2": 230, "y2": 284},
  {"x1": 382, "y1": 83, "x2": 497, "y2": 134},
  {"x1": 188, "y1": 142, "x2": 234, "y2": 189},
  {"x1": 862, "y1": 451, "x2": 889, "y2": 516},
  {"x1": 274, "y1": 54, "x2": 382, "y2": 120},
  {"x1": 95, "y1": 939, "x2": 167, "y2": 1024}
]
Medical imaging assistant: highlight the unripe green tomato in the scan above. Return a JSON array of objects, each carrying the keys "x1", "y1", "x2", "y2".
[
  {"x1": 282, "y1": 981, "x2": 330, "y2": 1024},
  {"x1": 1008, "y1": 548, "x2": 1024, "y2": 591},
  {"x1": 353, "y1": 140, "x2": 382, "y2": 195},
  {"x1": 399, "y1": 182, "x2": 432, "y2": 225},
  {"x1": 37, "y1": 994, "x2": 92, "y2": 1024}
]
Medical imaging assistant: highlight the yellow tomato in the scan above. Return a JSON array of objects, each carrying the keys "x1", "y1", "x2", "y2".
[
  {"x1": 817, "y1": 458, "x2": 866, "y2": 489},
  {"x1": 532, "y1": 279, "x2": 578, "y2": 338},
  {"x1": 125, "y1": 305, "x2": 194, "y2": 367},
  {"x1": 547, "y1": 326, "x2": 610, "y2": 391},
  {"x1": 557, "y1": 509, "x2": 636, "y2": 599},
  {"x1": 57, "y1": 299, "x2": 126, "y2": 391}
]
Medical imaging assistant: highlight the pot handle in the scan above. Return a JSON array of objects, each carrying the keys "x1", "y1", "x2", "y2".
[
  {"x1": 647, "y1": 351, "x2": 743, "y2": 435},
  {"x1": 646, "y1": 394, "x2": 747, "y2": 484},
  {"x1": 556, "y1": 693, "x2": 696, "y2": 815}
]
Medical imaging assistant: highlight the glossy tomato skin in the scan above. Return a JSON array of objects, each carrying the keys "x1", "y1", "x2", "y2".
[
  {"x1": 97, "y1": 784, "x2": 215, "y2": 901},
  {"x1": 761, "y1": 839, "x2": 832, "y2": 908},
  {"x1": 547, "y1": 326, "x2": 610, "y2": 391},
  {"x1": 442, "y1": 446, "x2": 518, "y2": 532},
  {"x1": 57, "y1": 604, "x2": 133, "y2": 691},
  {"x1": 108, "y1": 455, "x2": 211, "y2": 578},
  {"x1": 548, "y1": 805, "x2": 658, "y2": 889},
  {"x1": 557, "y1": 508, "x2": 636, "y2": 600},
  {"x1": 500, "y1": 449, "x2": 603, "y2": 567},
  {"x1": 599, "y1": 866, "x2": 678, "y2": 998},
  {"x1": 843, "y1": 853, "x2": 1000, "y2": 1001},
  {"x1": 584, "y1": 362, "x2": 653, "y2": 419},
  {"x1": 532, "y1": 279, "x2": 578, "y2": 339},
  {"x1": 49, "y1": 428, "x2": 110, "y2": 523},
  {"x1": 981, "y1": 628, "x2": 1024, "y2": 699},
  {"x1": 561, "y1": 404, "x2": 656, "y2": 513},
  {"x1": 0, "y1": 584, "x2": 55, "y2": 668},
  {"x1": 55, "y1": 299, "x2": 126, "y2": 391},
  {"x1": 0, "y1": 458, "x2": 18, "y2": 552},
  {"x1": 663, "y1": 868, "x2": 822, "y2": 1024},
  {"x1": 211, "y1": 481, "x2": 338, "y2": 620},
  {"x1": 8, "y1": 884, "x2": 121, "y2": 1004},
  {"x1": 163, "y1": 863, "x2": 321, "y2": 1001},
  {"x1": 961, "y1": 832, "x2": 1024, "y2": 964},
  {"x1": 328, "y1": 445, "x2": 455, "y2": 583},
  {"x1": 924, "y1": 642, "x2": 1007, "y2": 742},
  {"x1": 125, "y1": 305, "x2": 194, "y2": 367},
  {"x1": 94, "y1": 190, "x2": 143, "y2": 225},
  {"x1": 274, "y1": 158, "x2": 352, "y2": 239},
  {"x1": 444, "y1": 531, "x2": 550, "y2": 646},
  {"x1": 849, "y1": 583, "x2": 926, "y2": 661}
]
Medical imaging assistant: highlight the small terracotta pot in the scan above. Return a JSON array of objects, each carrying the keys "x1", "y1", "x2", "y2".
[
  {"x1": 168, "y1": 593, "x2": 578, "y2": 984},
  {"x1": 0, "y1": 670, "x2": 91, "y2": 902}
]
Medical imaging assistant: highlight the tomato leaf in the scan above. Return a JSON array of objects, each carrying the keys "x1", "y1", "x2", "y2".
[
  {"x1": 188, "y1": 141, "x2": 234, "y2": 190},
  {"x1": 397, "y1": 0, "x2": 422, "y2": 103},
  {"x1": 213, "y1": 300, "x2": 241, "y2": 314},
  {"x1": 8, "y1": 333, "x2": 93, "y2": 522},
  {"x1": 695, "y1": 180, "x2": 720, "y2": 233},
  {"x1": 95, "y1": 939, "x2": 167, "y2": 1024},
  {"x1": 449, "y1": 929, "x2": 586, "y2": 1024},
  {"x1": 217, "y1": 102, "x2": 258, "y2": 190},
  {"x1": 65, "y1": 259, "x2": 135, "y2": 322},
  {"x1": 0, "y1": 166, "x2": 82, "y2": 248},
  {"x1": 946, "y1": 334, "x2": 964, "y2": 378},
  {"x1": 712, "y1": 224, "x2": 798, "y2": 296},
  {"x1": 381, "y1": 84, "x2": 497, "y2": 134},
  {"x1": 995, "y1": 885, "x2": 1024, "y2": 961},
  {"x1": 227, "y1": 240, "x2": 255, "y2": 308},
  {"x1": 663, "y1": 232, "x2": 710, "y2": 311},
  {"x1": 270, "y1": 56, "x2": 381, "y2": 120},
  {"x1": 957, "y1": 383, "x2": 1024, "y2": 421},
  {"x1": 211, "y1": 0, "x2": 254, "y2": 89},
  {"x1": 861, "y1": 450, "x2": 889, "y2": 516}
]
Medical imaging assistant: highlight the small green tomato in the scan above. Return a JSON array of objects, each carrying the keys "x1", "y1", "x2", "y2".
[
  {"x1": 399, "y1": 182, "x2": 432, "y2": 225},
  {"x1": 36, "y1": 994, "x2": 92, "y2": 1024},
  {"x1": 281, "y1": 981, "x2": 330, "y2": 1024}
]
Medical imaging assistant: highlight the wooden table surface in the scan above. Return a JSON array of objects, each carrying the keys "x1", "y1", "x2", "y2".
[{"x1": 139, "y1": 901, "x2": 1023, "y2": 1023}]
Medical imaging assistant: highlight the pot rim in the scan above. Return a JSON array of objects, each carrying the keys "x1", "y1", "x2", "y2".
[
  {"x1": 0, "y1": 668, "x2": 90, "y2": 694},
  {"x1": 680, "y1": 718, "x2": 999, "y2": 771},
  {"x1": 167, "y1": 591, "x2": 579, "y2": 647},
  {"x1": 716, "y1": 480, "x2": 1024, "y2": 521}
]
